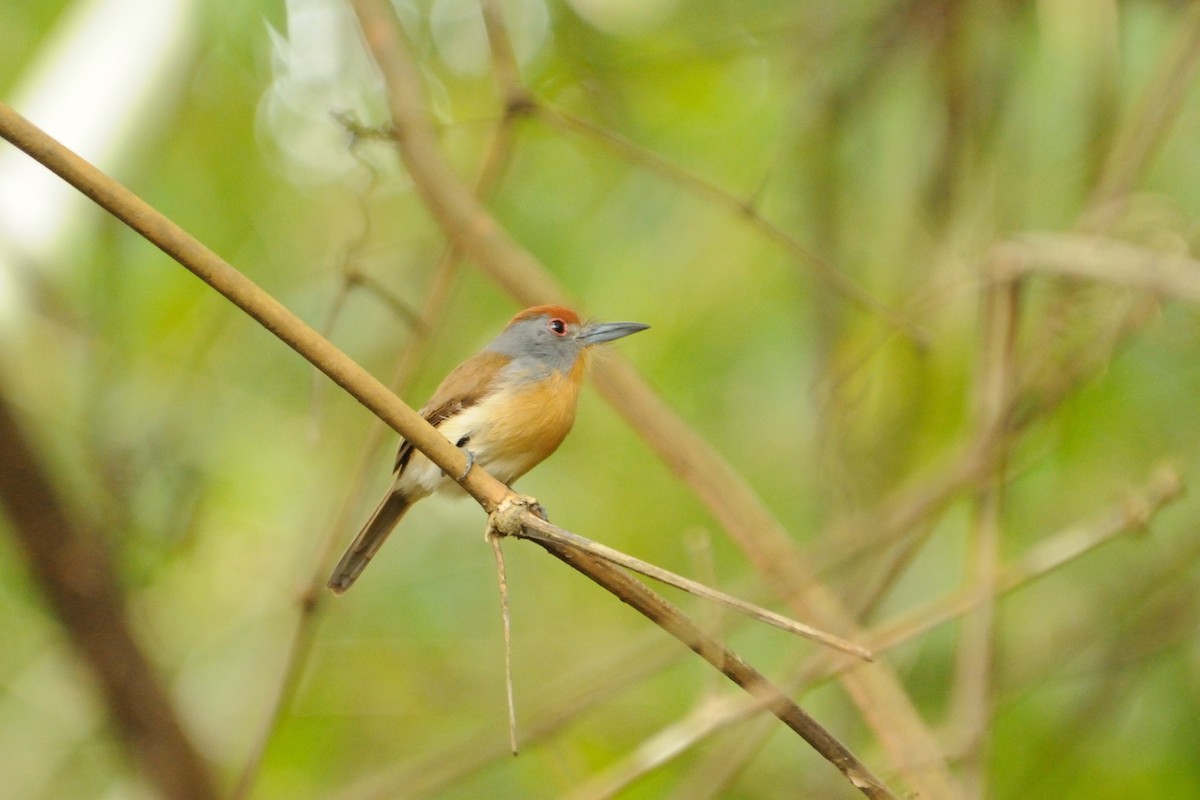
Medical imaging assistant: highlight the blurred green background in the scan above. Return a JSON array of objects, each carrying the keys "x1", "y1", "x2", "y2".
[{"x1": 2, "y1": 0, "x2": 1200, "y2": 798}]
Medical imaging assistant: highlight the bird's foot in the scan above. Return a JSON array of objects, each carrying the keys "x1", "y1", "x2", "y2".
[
  {"x1": 456, "y1": 446, "x2": 476, "y2": 481},
  {"x1": 442, "y1": 439, "x2": 476, "y2": 481}
]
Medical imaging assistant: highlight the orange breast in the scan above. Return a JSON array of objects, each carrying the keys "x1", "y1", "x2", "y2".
[{"x1": 479, "y1": 356, "x2": 587, "y2": 482}]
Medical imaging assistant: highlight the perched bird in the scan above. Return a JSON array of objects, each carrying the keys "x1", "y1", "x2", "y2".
[{"x1": 328, "y1": 305, "x2": 649, "y2": 593}]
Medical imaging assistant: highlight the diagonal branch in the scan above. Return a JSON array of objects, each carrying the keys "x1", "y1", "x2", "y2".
[
  {"x1": 516, "y1": 514, "x2": 872, "y2": 660},
  {"x1": 489, "y1": 498, "x2": 894, "y2": 799},
  {"x1": 567, "y1": 465, "x2": 1183, "y2": 799},
  {"x1": 0, "y1": 100, "x2": 897, "y2": 800},
  {"x1": 346, "y1": 2, "x2": 960, "y2": 794},
  {"x1": 229, "y1": 79, "x2": 525, "y2": 800},
  {"x1": 1082, "y1": 2, "x2": 1200, "y2": 229}
]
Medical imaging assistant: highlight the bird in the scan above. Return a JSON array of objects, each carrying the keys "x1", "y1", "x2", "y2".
[{"x1": 328, "y1": 304, "x2": 649, "y2": 594}]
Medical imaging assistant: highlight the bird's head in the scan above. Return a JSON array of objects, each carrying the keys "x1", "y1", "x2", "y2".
[{"x1": 487, "y1": 305, "x2": 649, "y2": 375}]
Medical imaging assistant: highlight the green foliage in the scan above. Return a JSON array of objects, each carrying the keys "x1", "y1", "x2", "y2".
[{"x1": 3, "y1": 1, "x2": 1200, "y2": 798}]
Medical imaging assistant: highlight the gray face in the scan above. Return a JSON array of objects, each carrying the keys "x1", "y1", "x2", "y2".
[{"x1": 485, "y1": 314, "x2": 586, "y2": 379}]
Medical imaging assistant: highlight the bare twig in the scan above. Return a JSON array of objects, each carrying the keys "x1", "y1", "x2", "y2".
[
  {"x1": 873, "y1": 465, "x2": 1183, "y2": 650},
  {"x1": 0, "y1": 102, "x2": 483, "y2": 495},
  {"x1": 346, "y1": 269, "x2": 428, "y2": 330},
  {"x1": 1082, "y1": 2, "x2": 1200, "y2": 229},
  {"x1": 992, "y1": 233, "x2": 1200, "y2": 304},
  {"x1": 574, "y1": 465, "x2": 1183, "y2": 798},
  {"x1": 0, "y1": 97, "x2": 896, "y2": 800},
  {"x1": 820, "y1": 234, "x2": 1193, "y2": 621},
  {"x1": 949, "y1": 264, "x2": 1019, "y2": 797},
  {"x1": 478, "y1": 0, "x2": 526, "y2": 106},
  {"x1": 489, "y1": 498, "x2": 897, "y2": 800},
  {"x1": 346, "y1": 3, "x2": 959, "y2": 793},
  {"x1": 487, "y1": 531, "x2": 518, "y2": 754},
  {"x1": 565, "y1": 695, "x2": 738, "y2": 800},
  {"x1": 530, "y1": 102, "x2": 927, "y2": 347},
  {"x1": 484, "y1": 0, "x2": 922, "y2": 348},
  {"x1": 229, "y1": 90, "x2": 524, "y2": 800},
  {"x1": 516, "y1": 515, "x2": 872, "y2": 660}
]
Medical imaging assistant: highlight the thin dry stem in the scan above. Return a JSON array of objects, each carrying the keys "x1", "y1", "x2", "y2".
[
  {"x1": 993, "y1": 233, "x2": 1200, "y2": 304},
  {"x1": 874, "y1": 465, "x2": 1182, "y2": 650},
  {"x1": 578, "y1": 465, "x2": 1183, "y2": 797},
  {"x1": 819, "y1": 233, "x2": 1186, "y2": 628},
  {"x1": 565, "y1": 696, "x2": 734, "y2": 800},
  {"x1": 531, "y1": 102, "x2": 927, "y2": 348},
  {"x1": 513, "y1": 510, "x2": 898, "y2": 800},
  {"x1": 591, "y1": 361, "x2": 962, "y2": 797},
  {"x1": 516, "y1": 515, "x2": 873, "y2": 660},
  {"x1": 1082, "y1": 2, "x2": 1200, "y2": 229},
  {"x1": 478, "y1": 0, "x2": 525, "y2": 104},
  {"x1": 487, "y1": 530, "x2": 518, "y2": 755},
  {"x1": 346, "y1": 2, "x2": 956, "y2": 793},
  {"x1": 949, "y1": 269, "x2": 1019, "y2": 797},
  {"x1": 0, "y1": 93, "x2": 897, "y2": 800},
  {"x1": 230, "y1": 104, "x2": 522, "y2": 800}
]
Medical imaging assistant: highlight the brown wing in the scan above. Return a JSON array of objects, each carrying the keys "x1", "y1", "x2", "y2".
[{"x1": 393, "y1": 350, "x2": 511, "y2": 472}]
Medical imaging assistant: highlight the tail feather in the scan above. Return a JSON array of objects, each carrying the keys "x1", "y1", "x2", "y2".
[{"x1": 327, "y1": 491, "x2": 412, "y2": 594}]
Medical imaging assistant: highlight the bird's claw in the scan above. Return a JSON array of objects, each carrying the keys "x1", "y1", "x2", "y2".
[
  {"x1": 456, "y1": 447, "x2": 476, "y2": 481},
  {"x1": 442, "y1": 444, "x2": 476, "y2": 481}
]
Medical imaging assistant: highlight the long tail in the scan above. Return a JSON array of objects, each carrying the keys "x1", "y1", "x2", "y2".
[{"x1": 327, "y1": 491, "x2": 412, "y2": 594}]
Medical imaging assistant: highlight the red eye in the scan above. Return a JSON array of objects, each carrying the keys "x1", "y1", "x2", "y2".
[{"x1": 548, "y1": 318, "x2": 567, "y2": 335}]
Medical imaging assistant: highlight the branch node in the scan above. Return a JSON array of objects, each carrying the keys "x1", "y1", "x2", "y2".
[
  {"x1": 488, "y1": 494, "x2": 543, "y2": 539},
  {"x1": 297, "y1": 585, "x2": 320, "y2": 615},
  {"x1": 505, "y1": 90, "x2": 538, "y2": 119}
]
